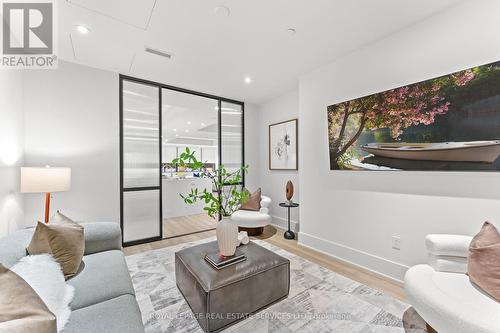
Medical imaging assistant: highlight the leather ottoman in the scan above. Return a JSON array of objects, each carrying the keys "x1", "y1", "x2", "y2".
[{"x1": 175, "y1": 241, "x2": 290, "y2": 332}]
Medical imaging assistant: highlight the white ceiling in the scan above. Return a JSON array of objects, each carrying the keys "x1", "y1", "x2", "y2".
[{"x1": 59, "y1": 0, "x2": 462, "y2": 104}]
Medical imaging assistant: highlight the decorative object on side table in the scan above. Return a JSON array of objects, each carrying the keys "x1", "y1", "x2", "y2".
[
  {"x1": 20, "y1": 166, "x2": 71, "y2": 223},
  {"x1": 279, "y1": 201, "x2": 299, "y2": 240},
  {"x1": 285, "y1": 180, "x2": 294, "y2": 203},
  {"x1": 172, "y1": 147, "x2": 249, "y2": 257},
  {"x1": 269, "y1": 118, "x2": 298, "y2": 170}
]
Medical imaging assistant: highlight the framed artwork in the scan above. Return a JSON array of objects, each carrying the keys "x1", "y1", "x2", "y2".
[
  {"x1": 269, "y1": 119, "x2": 298, "y2": 170},
  {"x1": 327, "y1": 60, "x2": 500, "y2": 171}
]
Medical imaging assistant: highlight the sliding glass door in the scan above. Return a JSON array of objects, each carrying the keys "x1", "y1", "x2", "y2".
[
  {"x1": 120, "y1": 79, "x2": 162, "y2": 244},
  {"x1": 120, "y1": 75, "x2": 244, "y2": 246},
  {"x1": 161, "y1": 89, "x2": 219, "y2": 239}
]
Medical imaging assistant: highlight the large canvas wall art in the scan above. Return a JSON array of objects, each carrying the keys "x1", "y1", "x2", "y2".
[
  {"x1": 269, "y1": 119, "x2": 298, "y2": 170},
  {"x1": 327, "y1": 61, "x2": 500, "y2": 171}
]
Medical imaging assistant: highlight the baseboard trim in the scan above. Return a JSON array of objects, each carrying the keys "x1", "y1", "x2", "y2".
[
  {"x1": 298, "y1": 232, "x2": 408, "y2": 283},
  {"x1": 270, "y1": 215, "x2": 299, "y2": 232}
]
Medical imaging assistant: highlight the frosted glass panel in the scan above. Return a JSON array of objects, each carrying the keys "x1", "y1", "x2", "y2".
[
  {"x1": 162, "y1": 146, "x2": 177, "y2": 163},
  {"x1": 123, "y1": 80, "x2": 159, "y2": 188},
  {"x1": 202, "y1": 147, "x2": 216, "y2": 163},
  {"x1": 123, "y1": 190, "x2": 160, "y2": 242},
  {"x1": 161, "y1": 89, "x2": 219, "y2": 168},
  {"x1": 221, "y1": 102, "x2": 243, "y2": 174}
]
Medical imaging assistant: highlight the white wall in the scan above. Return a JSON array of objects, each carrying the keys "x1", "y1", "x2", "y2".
[
  {"x1": 257, "y1": 90, "x2": 300, "y2": 231},
  {"x1": 298, "y1": 0, "x2": 500, "y2": 282},
  {"x1": 23, "y1": 61, "x2": 119, "y2": 226},
  {"x1": 244, "y1": 103, "x2": 261, "y2": 191},
  {"x1": 0, "y1": 71, "x2": 24, "y2": 237}
]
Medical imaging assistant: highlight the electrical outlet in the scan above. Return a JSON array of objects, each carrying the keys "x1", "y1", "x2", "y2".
[{"x1": 391, "y1": 236, "x2": 401, "y2": 250}]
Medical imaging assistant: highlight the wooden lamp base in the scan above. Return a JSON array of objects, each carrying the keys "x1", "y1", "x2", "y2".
[{"x1": 44, "y1": 192, "x2": 51, "y2": 224}]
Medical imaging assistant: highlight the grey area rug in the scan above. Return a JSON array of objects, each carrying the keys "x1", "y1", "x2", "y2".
[{"x1": 126, "y1": 238, "x2": 427, "y2": 333}]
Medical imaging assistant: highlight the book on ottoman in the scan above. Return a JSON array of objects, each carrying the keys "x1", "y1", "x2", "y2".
[{"x1": 204, "y1": 249, "x2": 246, "y2": 270}]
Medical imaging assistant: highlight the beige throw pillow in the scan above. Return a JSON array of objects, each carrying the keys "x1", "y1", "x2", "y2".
[
  {"x1": 240, "y1": 188, "x2": 261, "y2": 211},
  {"x1": 0, "y1": 264, "x2": 56, "y2": 332},
  {"x1": 27, "y1": 211, "x2": 84, "y2": 279},
  {"x1": 468, "y1": 221, "x2": 500, "y2": 301}
]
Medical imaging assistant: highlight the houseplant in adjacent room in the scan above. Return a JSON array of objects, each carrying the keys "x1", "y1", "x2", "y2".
[{"x1": 172, "y1": 147, "x2": 249, "y2": 256}]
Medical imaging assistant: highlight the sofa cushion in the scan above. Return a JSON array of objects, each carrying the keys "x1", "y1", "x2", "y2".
[
  {"x1": 27, "y1": 212, "x2": 85, "y2": 279},
  {"x1": 425, "y1": 234, "x2": 472, "y2": 257},
  {"x1": 68, "y1": 250, "x2": 135, "y2": 310},
  {"x1": 240, "y1": 188, "x2": 261, "y2": 211},
  {"x1": 64, "y1": 295, "x2": 144, "y2": 333},
  {"x1": 0, "y1": 264, "x2": 56, "y2": 333},
  {"x1": 11, "y1": 254, "x2": 74, "y2": 332},
  {"x1": 468, "y1": 221, "x2": 500, "y2": 301},
  {"x1": 80, "y1": 222, "x2": 121, "y2": 255},
  {"x1": 0, "y1": 229, "x2": 33, "y2": 267}
]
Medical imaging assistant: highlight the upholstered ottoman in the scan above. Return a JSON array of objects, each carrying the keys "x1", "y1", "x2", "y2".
[{"x1": 175, "y1": 241, "x2": 290, "y2": 332}]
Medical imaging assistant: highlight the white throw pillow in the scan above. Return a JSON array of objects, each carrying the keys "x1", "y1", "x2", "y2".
[{"x1": 11, "y1": 254, "x2": 75, "y2": 332}]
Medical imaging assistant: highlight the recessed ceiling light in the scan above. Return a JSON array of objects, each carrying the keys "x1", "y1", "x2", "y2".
[
  {"x1": 286, "y1": 28, "x2": 297, "y2": 35},
  {"x1": 244, "y1": 77, "x2": 252, "y2": 84},
  {"x1": 201, "y1": 122, "x2": 205, "y2": 126},
  {"x1": 187, "y1": 121, "x2": 192, "y2": 125},
  {"x1": 173, "y1": 128, "x2": 177, "y2": 132},
  {"x1": 75, "y1": 25, "x2": 90, "y2": 34},
  {"x1": 185, "y1": 129, "x2": 189, "y2": 133},
  {"x1": 214, "y1": 5, "x2": 230, "y2": 17},
  {"x1": 175, "y1": 134, "x2": 179, "y2": 137}
]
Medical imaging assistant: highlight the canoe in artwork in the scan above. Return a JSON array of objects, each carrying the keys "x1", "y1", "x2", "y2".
[{"x1": 361, "y1": 140, "x2": 500, "y2": 163}]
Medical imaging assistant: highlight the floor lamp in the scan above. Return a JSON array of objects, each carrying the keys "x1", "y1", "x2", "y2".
[{"x1": 21, "y1": 166, "x2": 71, "y2": 223}]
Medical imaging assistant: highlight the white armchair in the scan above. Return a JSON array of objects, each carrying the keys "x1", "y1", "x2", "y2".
[
  {"x1": 404, "y1": 234, "x2": 500, "y2": 333},
  {"x1": 230, "y1": 195, "x2": 272, "y2": 236}
]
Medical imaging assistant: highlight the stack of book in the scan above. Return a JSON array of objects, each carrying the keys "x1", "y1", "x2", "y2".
[{"x1": 204, "y1": 249, "x2": 246, "y2": 270}]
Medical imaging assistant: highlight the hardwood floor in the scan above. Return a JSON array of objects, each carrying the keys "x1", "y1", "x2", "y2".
[
  {"x1": 124, "y1": 229, "x2": 216, "y2": 256},
  {"x1": 163, "y1": 213, "x2": 216, "y2": 239},
  {"x1": 123, "y1": 225, "x2": 406, "y2": 302}
]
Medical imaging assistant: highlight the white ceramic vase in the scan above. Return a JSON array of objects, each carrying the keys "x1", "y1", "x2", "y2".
[{"x1": 216, "y1": 216, "x2": 239, "y2": 256}]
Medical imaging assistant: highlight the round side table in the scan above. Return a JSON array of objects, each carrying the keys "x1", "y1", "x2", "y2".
[{"x1": 279, "y1": 202, "x2": 299, "y2": 240}]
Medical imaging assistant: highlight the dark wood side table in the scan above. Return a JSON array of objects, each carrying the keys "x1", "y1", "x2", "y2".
[{"x1": 279, "y1": 202, "x2": 299, "y2": 240}]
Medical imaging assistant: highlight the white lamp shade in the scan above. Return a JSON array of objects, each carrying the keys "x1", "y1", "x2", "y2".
[{"x1": 21, "y1": 167, "x2": 71, "y2": 193}]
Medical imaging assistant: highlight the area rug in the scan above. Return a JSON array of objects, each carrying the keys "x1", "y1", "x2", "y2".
[{"x1": 126, "y1": 238, "x2": 427, "y2": 332}]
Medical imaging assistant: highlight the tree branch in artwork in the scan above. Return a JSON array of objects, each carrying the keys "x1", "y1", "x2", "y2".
[{"x1": 327, "y1": 68, "x2": 477, "y2": 169}]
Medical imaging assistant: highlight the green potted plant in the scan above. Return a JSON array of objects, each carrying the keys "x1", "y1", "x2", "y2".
[{"x1": 172, "y1": 147, "x2": 249, "y2": 256}]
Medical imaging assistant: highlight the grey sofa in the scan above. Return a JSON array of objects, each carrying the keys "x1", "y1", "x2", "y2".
[{"x1": 0, "y1": 222, "x2": 145, "y2": 333}]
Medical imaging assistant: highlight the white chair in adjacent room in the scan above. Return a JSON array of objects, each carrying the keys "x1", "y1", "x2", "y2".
[
  {"x1": 404, "y1": 234, "x2": 500, "y2": 333},
  {"x1": 231, "y1": 196, "x2": 272, "y2": 236}
]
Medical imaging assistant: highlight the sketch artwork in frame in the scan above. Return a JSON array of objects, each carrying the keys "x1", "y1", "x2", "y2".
[{"x1": 269, "y1": 119, "x2": 298, "y2": 170}]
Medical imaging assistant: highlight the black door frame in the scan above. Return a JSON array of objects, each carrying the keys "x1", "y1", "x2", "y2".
[{"x1": 119, "y1": 74, "x2": 245, "y2": 247}]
